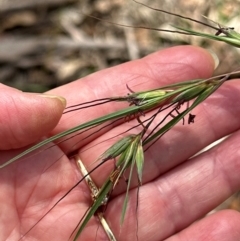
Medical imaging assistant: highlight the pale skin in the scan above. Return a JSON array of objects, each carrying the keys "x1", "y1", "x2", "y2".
[{"x1": 1, "y1": 46, "x2": 240, "y2": 241}]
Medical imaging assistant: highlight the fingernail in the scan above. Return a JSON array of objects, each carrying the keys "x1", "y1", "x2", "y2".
[
  {"x1": 206, "y1": 49, "x2": 219, "y2": 70},
  {"x1": 39, "y1": 94, "x2": 67, "y2": 108}
]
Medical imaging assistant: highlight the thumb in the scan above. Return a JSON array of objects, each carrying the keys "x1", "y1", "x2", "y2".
[{"x1": 0, "y1": 84, "x2": 66, "y2": 150}]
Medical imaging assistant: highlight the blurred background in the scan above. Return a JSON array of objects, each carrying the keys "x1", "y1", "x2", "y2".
[
  {"x1": 1, "y1": 0, "x2": 240, "y2": 92},
  {"x1": 0, "y1": 0, "x2": 239, "y2": 213}
]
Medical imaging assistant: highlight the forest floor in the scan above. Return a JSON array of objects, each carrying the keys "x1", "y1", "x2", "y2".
[{"x1": 1, "y1": 0, "x2": 240, "y2": 91}]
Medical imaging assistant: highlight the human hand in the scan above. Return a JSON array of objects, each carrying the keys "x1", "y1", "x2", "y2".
[{"x1": 1, "y1": 46, "x2": 240, "y2": 241}]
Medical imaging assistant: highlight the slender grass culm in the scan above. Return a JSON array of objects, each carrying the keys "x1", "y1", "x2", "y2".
[{"x1": 1, "y1": 1, "x2": 240, "y2": 241}]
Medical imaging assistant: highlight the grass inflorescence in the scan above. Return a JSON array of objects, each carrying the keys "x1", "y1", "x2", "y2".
[{"x1": 1, "y1": 1, "x2": 240, "y2": 240}]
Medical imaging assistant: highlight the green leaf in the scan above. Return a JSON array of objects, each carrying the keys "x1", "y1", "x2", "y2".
[
  {"x1": 120, "y1": 135, "x2": 140, "y2": 225},
  {"x1": 172, "y1": 83, "x2": 208, "y2": 102},
  {"x1": 0, "y1": 105, "x2": 140, "y2": 168},
  {"x1": 113, "y1": 139, "x2": 136, "y2": 189},
  {"x1": 173, "y1": 25, "x2": 240, "y2": 48},
  {"x1": 143, "y1": 79, "x2": 223, "y2": 146},
  {"x1": 135, "y1": 140, "x2": 144, "y2": 184},
  {"x1": 97, "y1": 135, "x2": 136, "y2": 162},
  {"x1": 73, "y1": 179, "x2": 113, "y2": 241}
]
